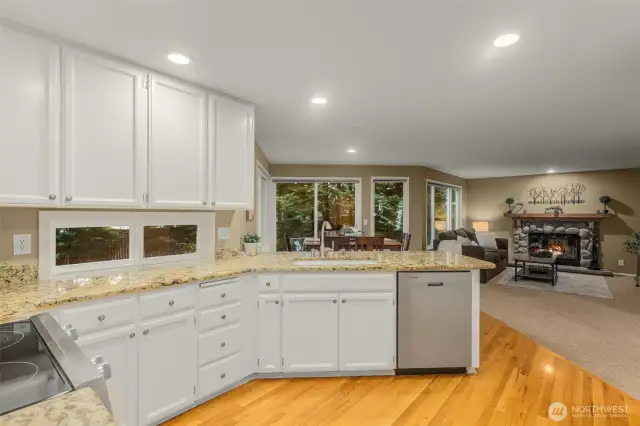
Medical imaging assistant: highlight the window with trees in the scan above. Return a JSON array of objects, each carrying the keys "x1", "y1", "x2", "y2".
[
  {"x1": 274, "y1": 179, "x2": 361, "y2": 251},
  {"x1": 427, "y1": 182, "x2": 462, "y2": 248},
  {"x1": 371, "y1": 178, "x2": 409, "y2": 240}
]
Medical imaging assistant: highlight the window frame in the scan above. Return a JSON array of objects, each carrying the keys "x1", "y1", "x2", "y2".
[
  {"x1": 255, "y1": 161, "x2": 273, "y2": 251},
  {"x1": 370, "y1": 177, "x2": 410, "y2": 237},
  {"x1": 271, "y1": 177, "x2": 362, "y2": 243},
  {"x1": 426, "y1": 180, "x2": 463, "y2": 249},
  {"x1": 39, "y1": 211, "x2": 214, "y2": 278}
]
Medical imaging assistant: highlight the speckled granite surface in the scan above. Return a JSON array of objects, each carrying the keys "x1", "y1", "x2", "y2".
[
  {"x1": 0, "y1": 251, "x2": 493, "y2": 323},
  {"x1": 0, "y1": 387, "x2": 114, "y2": 426}
]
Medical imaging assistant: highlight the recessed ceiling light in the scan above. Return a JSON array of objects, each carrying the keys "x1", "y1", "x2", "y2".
[
  {"x1": 547, "y1": 169, "x2": 556, "y2": 174},
  {"x1": 167, "y1": 53, "x2": 191, "y2": 65},
  {"x1": 493, "y1": 34, "x2": 520, "y2": 47},
  {"x1": 311, "y1": 97, "x2": 327, "y2": 105},
  {"x1": 347, "y1": 148, "x2": 356, "y2": 153}
]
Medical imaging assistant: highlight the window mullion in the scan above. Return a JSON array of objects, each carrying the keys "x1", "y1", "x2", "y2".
[{"x1": 313, "y1": 181, "x2": 319, "y2": 239}]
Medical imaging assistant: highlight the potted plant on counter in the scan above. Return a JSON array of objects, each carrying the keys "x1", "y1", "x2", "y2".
[
  {"x1": 241, "y1": 233, "x2": 261, "y2": 256},
  {"x1": 623, "y1": 232, "x2": 640, "y2": 287}
]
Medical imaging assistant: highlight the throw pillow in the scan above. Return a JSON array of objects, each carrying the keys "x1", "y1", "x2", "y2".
[
  {"x1": 456, "y1": 236, "x2": 472, "y2": 246},
  {"x1": 476, "y1": 232, "x2": 498, "y2": 249},
  {"x1": 454, "y1": 229, "x2": 469, "y2": 238},
  {"x1": 463, "y1": 228, "x2": 479, "y2": 244}
]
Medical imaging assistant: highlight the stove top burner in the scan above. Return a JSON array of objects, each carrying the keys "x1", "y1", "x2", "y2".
[
  {"x1": 0, "y1": 331, "x2": 25, "y2": 351},
  {"x1": 0, "y1": 361, "x2": 39, "y2": 383}
]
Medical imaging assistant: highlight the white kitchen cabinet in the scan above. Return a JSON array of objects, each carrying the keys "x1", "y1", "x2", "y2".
[
  {"x1": 62, "y1": 49, "x2": 147, "y2": 208},
  {"x1": 139, "y1": 311, "x2": 197, "y2": 426},
  {"x1": 77, "y1": 325, "x2": 138, "y2": 426},
  {"x1": 0, "y1": 25, "x2": 60, "y2": 206},
  {"x1": 257, "y1": 294, "x2": 281, "y2": 373},
  {"x1": 211, "y1": 96, "x2": 254, "y2": 210},
  {"x1": 282, "y1": 293, "x2": 339, "y2": 372},
  {"x1": 149, "y1": 75, "x2": 208, "y2": 209},
  {"x1": 339, "y1": 293, "x2": 395, "y2": 371}
]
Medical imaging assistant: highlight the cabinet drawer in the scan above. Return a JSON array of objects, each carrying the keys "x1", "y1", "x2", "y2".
[
  {"x1": 198, "y1": 353, "x2": 243, "y2": 399},
  {"x1": 257, "y1": 275, "x2": 279, "y2": 292},
  {"x1": 56, "y1": 297, "x2": 136, "y2": 337},
  {"x1": 140, "y1": 286, "x2": 195, "y2": 320},
  {"x1": 198, "y1": 302, "x2": 242, "y2": 332},
  {"x1": 199, "y1": 280, "x2": 241, "y2": 309},
  {"x1": 199, "y1": 324, "x2": 242, "y2": 366}
]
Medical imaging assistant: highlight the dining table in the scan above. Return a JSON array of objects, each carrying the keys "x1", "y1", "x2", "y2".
[{"x1": 301, "y1": 237, "x2": 402, "y2": 251}]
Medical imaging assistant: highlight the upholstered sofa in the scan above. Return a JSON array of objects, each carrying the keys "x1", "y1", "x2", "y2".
[{"x1": 433, "y1": 228, "x2": 508, "y2": 283}]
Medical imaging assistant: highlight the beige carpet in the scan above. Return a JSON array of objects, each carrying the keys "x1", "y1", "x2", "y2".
[{"x1": 481, "y1": 272, "x2": 640, "y2": 398}]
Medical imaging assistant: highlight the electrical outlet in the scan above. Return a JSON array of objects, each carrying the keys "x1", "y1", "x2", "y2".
[
  {"x1": 618, "y1": 259, "x2": 625, "y2": 267},
  {"x1": 13, "y1": 234, "x2": 31, "y2": 256}
]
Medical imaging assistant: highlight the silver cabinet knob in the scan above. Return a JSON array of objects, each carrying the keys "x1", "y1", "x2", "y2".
[
  {"x1": 266, "y1": 282, "x2": 271, "y2": 287},
  {"x1": 221, "y1": 293, "x2": 226, "y2": 298},
  {"x1": 143, "y1": 329, "x2": 149, "y2": 335},
  {"x1": 169, "y1": 300, "x2": 174, "y2": 306},
  {"x1": 202, "y1": 201, "x2": 207, "y2": 205},
  {"x1": 221, "y1": 314, "x2": 227, "y2": 320},
  {"x1": 275, "y1": 300, "x2": 280, "y2": 305},
  {"x1": 91, "y1": 356, "x2": 112, "y2": 381},
  {"x1": 220, "y1": 342, "x2": 226, "y2": 347},
  {"x1": 342, "y1": 299, "x2": 346, "y2": 303},
  {"x1": 65, "y1": 196, "x2": 72, "y2": 202},
  {"x1": 129, "y1": 332, "x2": 136, "y2": 339},
  {"x1": 333, "y1": 299, "x2": 337, "y2": 303},
  {"x1": 98, "y1": 314, "x2": 105, "y2": 321},
  {"x1": 62, "y1": 324, "x2": 78, "y2": 341},
  {"x1": 49, "y1": 194, "x2": 57, "y2": 200},
  {"x1": 220, "y1": 373, "x2": 226, "y2": 379}
]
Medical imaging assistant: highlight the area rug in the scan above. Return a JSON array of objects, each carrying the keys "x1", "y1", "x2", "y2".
[{"x1": 496, "y1": 268, "x2": 613, "y2": 299}]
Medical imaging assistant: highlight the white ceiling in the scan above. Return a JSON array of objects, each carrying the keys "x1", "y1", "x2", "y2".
[{"x1": 2, "y1": 0, "x2": 639, "y2": 178}]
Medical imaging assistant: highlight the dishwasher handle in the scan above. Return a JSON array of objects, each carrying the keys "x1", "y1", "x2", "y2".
[{"x1": 427, "y1": 282, "x2": 444, "y2": 287}]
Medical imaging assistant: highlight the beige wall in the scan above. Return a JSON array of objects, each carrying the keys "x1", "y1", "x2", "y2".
[
  {"x1": 0, "y1": 144, "x2": 271, "y2": 262},
  {"x1": 467, "y1": 168, "x2": 640, "y2": 274},
  {"x1": 270, "y1": 164, "x2": 467, "y2": 251}
]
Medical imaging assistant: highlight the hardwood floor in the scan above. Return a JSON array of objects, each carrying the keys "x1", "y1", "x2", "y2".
[{"x1": 166, "y1": 313, "x2": 640, "y2": 425}]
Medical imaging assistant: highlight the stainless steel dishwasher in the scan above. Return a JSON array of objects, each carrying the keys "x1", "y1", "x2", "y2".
[{"x1": 396, "y1": 271, "x2": 472, "y2": 374}]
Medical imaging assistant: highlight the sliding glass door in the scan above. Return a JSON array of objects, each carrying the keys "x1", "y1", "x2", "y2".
[
  {"x1": 372, "y1": 178, "x2": 409, "y2": 240},
  {"x1": 427, "y1": 182, "x2": 461, "y2": 248},
  {"x1": 275, "y1": 179, "x2": 360, "y2": 251}
]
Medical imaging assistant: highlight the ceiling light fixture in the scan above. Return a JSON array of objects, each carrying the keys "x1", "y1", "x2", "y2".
[
  {"x1": 167, "y1": 53, "x2": 191, "y2": 65},
  {"x1": 347, "y1": 149, "x2": 356, "y2": 153},
  {"x1": 311, "y1": 97, "x2": 327, "y2": 105},
  {"x1": 547, "y1": 169, "x2": 556, "y2": 174},
  {"x1": 493, "y1": 34, "x2": 520, "y2": 47}
]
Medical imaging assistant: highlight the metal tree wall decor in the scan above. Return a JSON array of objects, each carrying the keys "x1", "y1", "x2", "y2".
[{"x1": 528, "y1": 183, "x2": 587, "y2": 205}]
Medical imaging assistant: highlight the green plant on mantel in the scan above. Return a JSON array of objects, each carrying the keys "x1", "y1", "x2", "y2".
[
  {"x1": 622, "y1": 231, "x2": 640, "y2": 287},
  {"x1": 241, "y1": 233, "x2": 261, "y2": 243}
]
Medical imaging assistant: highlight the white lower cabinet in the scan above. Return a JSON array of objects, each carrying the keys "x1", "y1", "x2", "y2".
[
  {"x1": 339, "y1": 293, "x2": 395, "y2": 371},
  {"x1": 282, "y1": 293, "x2": 339, "y2": 372},
  {"x1": 257, "y1": 294, "x2": 281, "y2": 373},
  {"x1": 197, "y1": 352, "x2": 243, "y2": 399},
  {"x1": 138, "y1": 311, "x2": 197, "y2": 426},
  {"x1": 77, "y1": 325, "x2": 138, "y2": 426}
]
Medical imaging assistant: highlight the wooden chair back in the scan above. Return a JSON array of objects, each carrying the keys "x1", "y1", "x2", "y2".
[
  {"x1": 401, "y1": 232, "x2": 412, "y2": 251},
  {"x1": 354, "y1": 236, "x2": 384, "y2": 251},
  {"x1": 324, "y1": 236, "x2": 351, "y2": 251},
  {"x1": 284, "y1": 233, "x2": 293, "y2": 252}
]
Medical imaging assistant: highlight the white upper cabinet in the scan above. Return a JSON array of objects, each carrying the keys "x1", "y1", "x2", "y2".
[
  {"x1": 149, "y1": 76, "x2": 208, "y2": 209},
  {"x1": 0, "y1": 26, "x2": 60, "y2": 206},
  {"x1": 62, "y1": 49, "x2": 147, "y2": 207},
  {"x1": 211, "y1": 96, "x2": 254, "y2": 210}
]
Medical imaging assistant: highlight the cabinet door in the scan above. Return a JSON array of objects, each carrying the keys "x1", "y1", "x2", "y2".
[
  {"x1": 339, "y1": 293, "x2": 395, "y2": 371},
  {"x1": 62, "y1": 49, "x2": 147, "y2": 207},
  {"x1": 139, "y1": 311, "x2": 197, "y2": 425},
  {"x1": 282, "y1": 293, "x2": 338, "y2": 372},
  {"x1": 0, "y1": 25, "x2": 60, "y2": 206},
  {"x1": 211, "y1": 96, "x2": 254, "y2": 210},
  {"x1": 149, "y1": 76, "x2": 208, "y2": 208},
  {"x1": 257, "y1": 294, "x2": 281, "y2": 373},
  {"x1": 77, "y1": 325, "x2": 138, "y2": 426}
]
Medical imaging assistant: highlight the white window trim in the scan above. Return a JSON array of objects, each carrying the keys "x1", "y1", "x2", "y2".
[
  {"x1": 271, "y1": 177, "x2": 362, "y2": 240},
  {"x1": 255, "y1": 161, "x2": 272, "y2": 251},
  {"x1": 370, "y1": 177, "x2": 410, "y2": 236},
  {"x1": 426, "y1": 179, "x2": 463, "y2": 249},
  {"x1": 39, "y1": 211, "x2": 214, "y2": 278}
]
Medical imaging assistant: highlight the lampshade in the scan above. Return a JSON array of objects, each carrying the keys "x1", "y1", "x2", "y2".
[{"x1": 472, "y1": 221, "x2": 489, "y2": 232}]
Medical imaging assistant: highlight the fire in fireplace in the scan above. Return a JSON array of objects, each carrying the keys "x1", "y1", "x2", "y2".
[{"x1": 529, "y1": 233, "x2": 581, "y2": 266}]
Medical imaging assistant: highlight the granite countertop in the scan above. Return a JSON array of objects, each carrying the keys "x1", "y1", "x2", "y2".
[
  {"x1": 0, "y1": 388, "x2": 114, "y2": 426},
  {"x1": 0, "y1": 251, "x2": 494, "y2": 324}
]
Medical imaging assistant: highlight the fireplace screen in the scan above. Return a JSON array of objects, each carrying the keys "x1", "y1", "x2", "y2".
[{"x1": 529, "y1": 233, "x2": 580, "y2": 263}]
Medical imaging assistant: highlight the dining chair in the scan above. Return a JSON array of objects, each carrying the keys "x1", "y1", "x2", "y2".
[
  {"x1": 355, "y1": 236, "x2": 384, "y2": 251},
  {"x1": 401, "y1": 233, "x2": 412, "y2": 251},
  {"x1": 437, "y1": 240, "x2": 462, "y2": 254},
  {"x1": 324, "y1": 236, "x2": 351, "y2": 251}
]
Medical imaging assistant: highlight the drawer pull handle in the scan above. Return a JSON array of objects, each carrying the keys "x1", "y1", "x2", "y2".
[
  {"x1": 129, "y1": 333, "x2": 136, "y2": 339},
  {"x1": 428, "y1": 282, "x2": 444, "y2": 287},
  {"x1": 221, "y1": 342, "x2": 226, "y2": 347},
  {"x1": 342, "y1": 299, "x2": 346, "y2": 303},
  {"x1": 143, "y1": 329, "x2": 149, "y2": 335},
  {"x1": 169, "y1": 300, "x2": 175, "y2": 306},
  {"x1": 220, "y1": 373, "x2": 226, "y2": 379},
  {"x1": 98, "y1": 315, "x2": 105, "y2": 321},
  {"x1": 266, "y1": 282, "x2": 271, "y2": 287},
  {"x1": 275, "y1": 300, "x2": 280, "y2": 305},
  {"x1": 221, "y1": 293, "x2": 226, "y2": 298},
  {"x1": 221, "y1": 314, "x2": 227, "y2": 320},
  {"x1": 333, "y1": 299, "x2": 337, "y2": 303}
]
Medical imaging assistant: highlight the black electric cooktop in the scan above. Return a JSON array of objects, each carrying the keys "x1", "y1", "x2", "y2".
[{"x1": 0, "y1": 320, "x2": 72, "y2": 415}]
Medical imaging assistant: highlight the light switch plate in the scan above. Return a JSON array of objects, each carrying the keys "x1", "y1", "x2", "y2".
[
  {"x1": 618, "y1": 259, "x2": 625, "y2": 267},
  {"x1": 218, "y1": 227, "x2": 230, "y2": 240},
  {"x1": 13, "y1": 234, "x2": 31, "y2": 256}
]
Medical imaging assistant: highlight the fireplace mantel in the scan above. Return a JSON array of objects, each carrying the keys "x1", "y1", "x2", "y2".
[{"x1": 504, "y1": 213, "x2": 612, "y2": 221}]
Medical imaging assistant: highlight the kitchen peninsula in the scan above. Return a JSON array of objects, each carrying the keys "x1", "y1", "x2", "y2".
[{"x1": 0, "y1": 251, "x2": 493, "y2": 426}]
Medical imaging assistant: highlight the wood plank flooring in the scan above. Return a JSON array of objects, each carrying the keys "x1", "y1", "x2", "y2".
[{"x1": 165, "y1": 313, "x2": 640, "y2": 425}]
